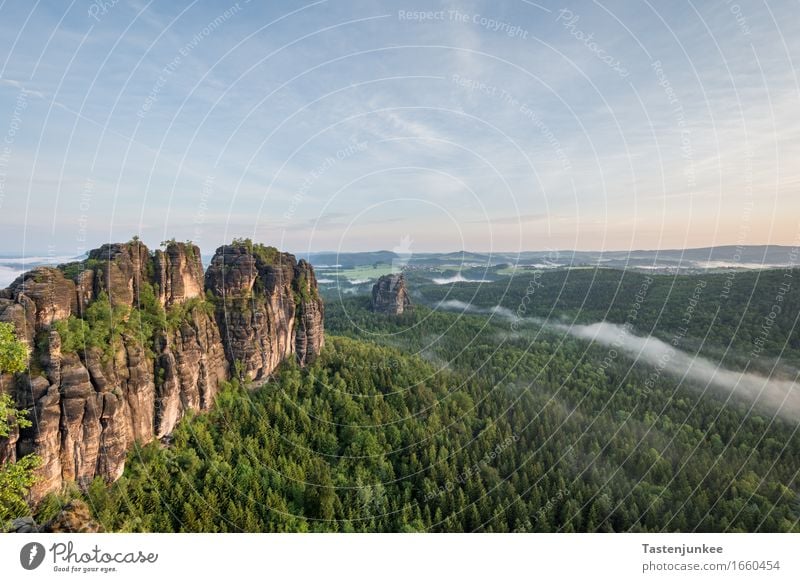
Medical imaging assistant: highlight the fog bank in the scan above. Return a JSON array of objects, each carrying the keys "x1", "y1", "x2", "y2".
[
  {"x1": 557, "y1": 321, "x2": 800, "y2": 421},
  {"x1": 437, "y1": 300, "x2": 518, "y2": 320}
]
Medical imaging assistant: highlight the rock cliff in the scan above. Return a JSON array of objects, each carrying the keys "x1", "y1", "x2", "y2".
[
  {"x1": 0, "y1": 239, "x2": 324, "y2": 501},
  {"x1": 203, "y1": 243, "x2": 324, "y2": 380},
  {"x1": 370, "y1": 274, "x2": 411, "y2": 315}
]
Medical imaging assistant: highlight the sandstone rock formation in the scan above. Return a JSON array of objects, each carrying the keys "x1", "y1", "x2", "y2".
[
  {"x1": 87, "y1": 242, "x2": 150, "y2": 308},
  {"x1": 154, "y1": 242, "x2": 205, "y2": 307},
  {"x1": 370, "y1": 274, "x2": 411, "y2": 315},
  {"x1": 0, "y1": 239, "x2": 324, "y2": 501},
  {"x1": 204, "y1": 243, "x2": 324, "y2": 381}
]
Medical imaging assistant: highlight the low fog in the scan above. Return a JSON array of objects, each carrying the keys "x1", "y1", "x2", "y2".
[
  {"x1": 556, "y1": 321, "x2": 800, "y2": 422},
  {"x1": 436, "y1": 299, "x2": 518, "y2": 320},
  {"x1": 434, "y1": 299, "x2": 799, "y2": 421},
  {"x1": 432, "y1": 274, "x2": 491, "y2": 285}
]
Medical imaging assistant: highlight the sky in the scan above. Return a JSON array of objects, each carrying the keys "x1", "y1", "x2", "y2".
[{"x1": 0, "y1": 0, "x2": 798, "y2": 256}]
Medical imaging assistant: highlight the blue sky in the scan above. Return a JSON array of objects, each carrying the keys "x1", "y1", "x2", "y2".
[{"x1": 0, "y1": 0, "x2": 798, "y2": 256}]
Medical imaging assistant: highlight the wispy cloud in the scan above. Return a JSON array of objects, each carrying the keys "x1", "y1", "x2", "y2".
[{"x1": 0, "y1": 1, "x2": 798, "y2": 253}]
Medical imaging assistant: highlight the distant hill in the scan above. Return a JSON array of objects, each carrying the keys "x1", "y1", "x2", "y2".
[
  {"x1": 303, "y1": 245, "x2": 797, "y2": 271},
  {"x1": 299, "y1": 250, "x2": 399, "y2": 268}
]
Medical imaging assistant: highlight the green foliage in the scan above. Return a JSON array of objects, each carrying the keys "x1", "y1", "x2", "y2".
[
  {"x1": 32, "y1": 482, "x2": 85, "y2": 524},
  {"x1": 205, "y1": 289, "x2": 220, "y2": 305},
  {"x1": 166, "y1": 297, "x2": 213, "y2": 331},
  {"x1": 138, "y1": 281, "x2": 163, "y2": 313},
  {"x1": 55, "y1": 290, "x2": 162, "y2": 360},
  {"x1": 417, "y1": 267, "x2": 800, "y2": 366},
  {"x1": 86, "y1": 313, "x2": 800, "y2": 532},
  {"x1": 0, "y1": 322, "x2": 27, "y2": 375},
  {"x1": 294, "y1": 272, "x2": 314, "y2": 303},
  {"x1": 0, "y1": 322, "x2": 41, "y2": 524},
  {"x1": 0, "y1": 394, "x2": 31, "y2": 439},
  {"x1": 54, "y1": 282, "x2": 215, "y2": 359},
  {"x1": 84, "y1": 258, "x2": 105, "y2": 275},
  {"x1": 231, "y1": 238, "x2": 280, "y2": 265},
  {"x1": 90, "y1": 338, "x2": 492, "y2": 532},
  {"x1": 157, "y1": 239, "x2": 196, "y2": 263},
  {"x1": 54, "y1": 293, "x2": 116, "y2": 359},
  {"x1": 0, "y1": 454, "x2": 42, "y2": 524},
  {"x1": 60, "y1": 262, "x2": 86, "y2": 280},
  {"x1": 53, "y1": 317, "x2": 92, "y2": 354},
  {"x1": 0, "y1": 322, "x2": 31, "y2": 442}
]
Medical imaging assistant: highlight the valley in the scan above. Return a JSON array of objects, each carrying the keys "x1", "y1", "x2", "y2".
[{"x1": 25, "y1": 259, "x2": 800, "y2": 532}]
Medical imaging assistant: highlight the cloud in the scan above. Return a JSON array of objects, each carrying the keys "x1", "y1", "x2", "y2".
[
  {"x1": 0, "y1": 78, "x2": 46, "y2": 99},
  {"x1": 436, "y1": 299, "x2": 517, "y2": 321},
  {"x1": 467, "y1": 213, "x2": 548, "y2": 225}
]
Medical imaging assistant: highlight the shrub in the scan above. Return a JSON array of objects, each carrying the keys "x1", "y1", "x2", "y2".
[
  {"x1": 60, "y1": 262, "x2": 86, "y2": 280},
  {"x1": 53, "y1": 317, "x2": 92, "y2": 354},
  {"x1": 166, "y1": 297, "x2": 213, "y2": 331},
  {"x1": 231, "y1": 238, "x2": 280, "y2": 264}
]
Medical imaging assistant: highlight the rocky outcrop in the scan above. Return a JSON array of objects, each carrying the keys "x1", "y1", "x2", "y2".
[
  {"x1": 7, "y1": 268, "x2": 75, "y2": 333},
  {"x1": 371, "y1": 274, "x2": 411, "y2": 315},
  {"x1": 154, "y1": 243, "x2": 204, "y2": 307},
  {"x1": 41, "y1": 500, "x2": 103, "y2": 533},
  {"x1": 7, "y1": 516, "x2": 38, "y2": 533},
  {"x1": 154, "y1": 305, "x2": 228, "y2": 437},
  {"x1": 205, "y1": 244, "x2": 324, "y2": 381},
  {"x1": 6, "y1": 500, "x2": 103, "y2": 533},
  {"x1": 0, "y1": 239, "x2": 324, "y2": 502},
  {"x1": 294, "y1": 260, "x2": 324, "y2": 366},
  {"x1": 88, "y1": 242, "x2": 150, "y2": 308}
]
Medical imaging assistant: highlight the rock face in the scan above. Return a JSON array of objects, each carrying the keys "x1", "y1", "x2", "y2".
[
  {"x1": 154, "y1": 305, "x2": 229, "y2": 438},
  {"x1": 0, "y1": 239, "x2": 324, "y2": 501},
  {"x1": 7, "y1": 516, "x2": 38, "y2": 533},
  {"x1": 370, "y1": 274, "x2": 411, "y2": 315},
  {"x1": 88, "y1": 242, "x2": 150, "y2": 308},
  {"x1": 294, "y1": 260, "x2": 325, "y2": 366},
  {"x1": 204, "y1": 244, "x2": 325, "y2": 381},
  {"x1": 154, "y1": 243, "x2": 204, "y2": 307}
]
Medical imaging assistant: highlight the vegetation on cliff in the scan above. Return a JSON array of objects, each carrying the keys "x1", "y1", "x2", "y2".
[
  {"x1": 53, "y1": 285, "x2": 213, "y2": 360},
  {"x1": 230, "y1": 237, "x2": 280, "y2": 265},
  {"x1": 0, "y1": 322, "x2": 41, "y2": 523}
]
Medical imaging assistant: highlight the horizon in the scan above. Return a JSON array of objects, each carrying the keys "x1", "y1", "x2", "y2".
[
  {"x1": 2, "y1": 241, "x2": 799, "y2": 260},
  {"x1": 1, "y1": 238, "x2": 795, "y2": 290}
]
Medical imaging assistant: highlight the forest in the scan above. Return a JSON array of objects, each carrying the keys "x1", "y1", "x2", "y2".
[
  {"x1": 36, "y1": 267, "x2": 799, "y2": 532},
  {"x1": 414, "y1": 267, "x2": 800, "y2": 369}
]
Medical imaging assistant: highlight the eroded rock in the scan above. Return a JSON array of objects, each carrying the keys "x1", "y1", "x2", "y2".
[{"x1": 371, "y1": 274, "x2": 411, "y2": 315}]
